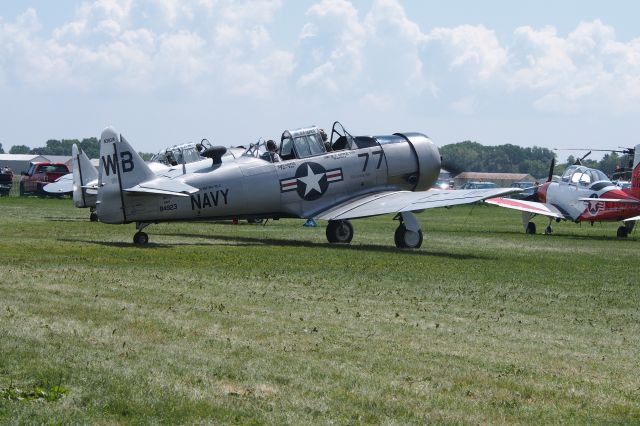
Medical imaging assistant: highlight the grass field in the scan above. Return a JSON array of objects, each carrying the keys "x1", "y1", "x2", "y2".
[{"x1": 1, "y1": 196, "x2": 639, "y2": 424}]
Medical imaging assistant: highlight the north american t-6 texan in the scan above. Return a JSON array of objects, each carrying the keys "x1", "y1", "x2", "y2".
[{"x1": 91, "y1": 121, "x2": 519, "y2": 248}]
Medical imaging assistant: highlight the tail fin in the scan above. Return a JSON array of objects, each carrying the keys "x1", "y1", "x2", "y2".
[
  {"x1": 72, "y1": 144, "x2": 99, "y2": 208},
  {"x1": 97, "y1": 127, "x2": 155, "y2": 223},
  {"x1": 631, "y1": 144, "x2": 640, "y2": 198}
]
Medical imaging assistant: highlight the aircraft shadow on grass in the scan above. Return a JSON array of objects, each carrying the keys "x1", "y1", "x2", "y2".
[
  {"x1": 45, "y1": 216, "x2": 90, "y2": 222},
  {"x1": 61, "y1": 233, "x2": 490, "y2": 260}
]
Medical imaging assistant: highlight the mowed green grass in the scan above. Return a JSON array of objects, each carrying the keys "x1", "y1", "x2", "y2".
[{"x1": 1, "y1": 197, "x2": 639, "y2": 424}]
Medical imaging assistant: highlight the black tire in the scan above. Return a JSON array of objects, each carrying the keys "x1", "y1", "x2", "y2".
[
  {"x1": 133, "y1": 232, "x2": 149, "y2": 245},
  {"x1": 247, "y1": 218, "x2": 264, "y2": 224},
  {"x1": 544, "y1": 225, "x2": 553, "y2": 235},
  {"x1": 394, "y1": 224, "x2": 423, "y2": 249},
  {"x1": 326, "y1": 220, "x2": 353, "y2": 244},
  {"x1": 526, "y1": 222, "x2": 536, "y2": 235},
  {"x1": 90, "y1": 212, "x2": 98, "y2": 222},
  {"x1": 617, "y1": 226, "x2": 628, "y2": 238},
  {"x1": 19, "y1": 182, "x2": 26, "y2": 196}
]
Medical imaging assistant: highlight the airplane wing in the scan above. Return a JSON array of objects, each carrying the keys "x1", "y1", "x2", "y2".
[
  {"x1": 315, "y1": 188, "x2": 520, "y2": 220},
  {"x1": 623, "y1": 215, "x2": 640, "y2": 222},
  {"x1": 123, "y1": 177, "x2": 198, "y2": 197},
  {"x1": 579, "y1": 197, "x2": 640, "y2": 204},
  {"x1": 44, "y1": 173, "x2": 73, "y2": 193},
  {"x1": 484, "y1": 197, "x2": 565, "y2": 219}
]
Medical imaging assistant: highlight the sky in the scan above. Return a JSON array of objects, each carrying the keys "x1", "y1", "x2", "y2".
[{"x1": 1, "y1": 0, "x2": 640, "y2": 160}]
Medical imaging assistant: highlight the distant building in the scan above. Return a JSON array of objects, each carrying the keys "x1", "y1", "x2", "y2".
[
  {"x1": 0, "y1": 154, "x2": 73, "y2": 174},
  {"x1": 454, "y1": 172, "x2": 535, "y2": 188}
]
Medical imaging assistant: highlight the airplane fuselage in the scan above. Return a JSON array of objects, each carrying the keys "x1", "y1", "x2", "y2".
[
  {"x1": 97, "y1": 132, "x2": 440, "y2": 224},
  {"x1": 540, "y1": 180, "x2": 640, "y2": 222}
]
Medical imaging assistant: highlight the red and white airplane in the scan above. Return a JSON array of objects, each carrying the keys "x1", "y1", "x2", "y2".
[{"x1": 486, "y1": 145, "x2": 640, "y2": 238}]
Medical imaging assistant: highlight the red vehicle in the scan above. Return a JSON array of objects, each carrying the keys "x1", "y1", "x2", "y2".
[{"x1": 20, "y1": 162, "x2": 70, "y2": 196}]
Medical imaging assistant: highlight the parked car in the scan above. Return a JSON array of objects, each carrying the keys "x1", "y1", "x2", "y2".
[
  {"x1": 20, "y1": 162, "x2": 70, "y2": 196},
  {"x1": 460, "y1": 181, "x2": 497, "y2": 189},
  {"x1": 0, "y1": 166, "x2": 13, "y2": 196},
  {"x1": 509, "y1": 181, "x2": 535, "y2": 189}
]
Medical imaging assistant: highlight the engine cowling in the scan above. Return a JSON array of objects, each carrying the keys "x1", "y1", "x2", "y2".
[{"x1": 379, "y1": 132, "x2": 441, "y2": 191}]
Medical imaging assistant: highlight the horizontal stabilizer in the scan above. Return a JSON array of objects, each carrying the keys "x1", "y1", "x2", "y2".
[
  {"x1": 624, "y1": 215, "x2": 640, "y2": 222},
  {"x1": 485, "y1": 197, "x2": 564, "y2": 219},
  {"x1": 123, "y1": 177, "x2": 198, "y2": 197},
  {"x1": 44, "y1": 173, "x2": 73, "y2": 193}
]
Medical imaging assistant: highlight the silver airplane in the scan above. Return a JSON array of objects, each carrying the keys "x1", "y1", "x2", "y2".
[{"x1": 94, "y1": 122, "x2": 519, "y2": 248}]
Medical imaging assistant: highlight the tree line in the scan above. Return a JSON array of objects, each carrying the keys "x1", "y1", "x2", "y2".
[
  {"x1": 8, "y1": 138, "x2": 102, "y2": 159},
  {"x1": 440, "y1": 141, "x2": 632, "y2": 179},
  {"x1": 6, "y1": 138, "x2": 154, "y2": 161}
]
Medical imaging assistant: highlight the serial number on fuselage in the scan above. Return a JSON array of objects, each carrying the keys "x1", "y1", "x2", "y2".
[
  {"x1": 277, "y1": 163, "x2": 297, "y2": 170},
  {"x1": 160, "y1": 203, "x2": 178, "y2": 212},
  {"x1": 329, "y1": 152, "x2": 351, "y2": 160}
]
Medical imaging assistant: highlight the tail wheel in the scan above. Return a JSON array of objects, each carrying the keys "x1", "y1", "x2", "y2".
[
  {"x1": 526, "y1": 222, "x2": 536, "y2": 235},
  {"x1": 394, "y1": 224, "x2": 423, "y2": 249},
  {"x1": 133, "y1": 232, "x2": 149, "y2": 245},
  {"x1": 89, "y1": 212, "x2": 98, "y2": 222},
  {"x1": 544, "y1": 225, "x2": 553, "y2": 234},
  {"x1": 326, "y1": 220, "x2": 353, "y2": 244},
  {"x1": 617, "y1": 226, "x2": 628, "y2": 238}
]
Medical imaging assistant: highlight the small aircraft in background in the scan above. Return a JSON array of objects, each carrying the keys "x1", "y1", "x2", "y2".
[
  {"x1": 91, "y1": 122, "x2": 519, "y2": 248},
  {"x1": 486, "y1": 145, "x2": 640, "y2": 237}
]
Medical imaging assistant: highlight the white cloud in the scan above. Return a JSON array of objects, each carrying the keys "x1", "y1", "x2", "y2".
[
  {"x1": 426, "y1": 25, "x2": 507, "y2": 81},
  {"x1": 2, "y1": 1, "x2": 640, "y2": 116},
  {"x1": 0, "y1": 0, "x2": 293, "y2": 95},
  {"x1": 54, "y1": 0, "x2": 133, "y2": 40},
  {"x1": 509, "y1": 20, "x2": 640, "y2": 112},
  {"x1": 296, "y1": 0, "x2": 366, "y2": 91}
]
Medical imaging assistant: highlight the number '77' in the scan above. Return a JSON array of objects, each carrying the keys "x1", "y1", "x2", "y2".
[{"x1": 358, "y1": 150, "x2": 384, "y2": 172}]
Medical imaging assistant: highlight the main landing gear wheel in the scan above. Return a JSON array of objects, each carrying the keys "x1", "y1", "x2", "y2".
[
  {"x1": 326, "y1": 220, "x2": 353, "y2": 244},
  {"x1": 526, "y1": 222, "x2": 536, "y2": 235},
  {"x1": 617, "y1": 225, "x2": 628, "y2": 238},
  {"x1": 133, "y1": 232, "x2": 149, "y2": 245},
  {"x1": 394, "y1": 224, "x2": 423, "y2": 249}
]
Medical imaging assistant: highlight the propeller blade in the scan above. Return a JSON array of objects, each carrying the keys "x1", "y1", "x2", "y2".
[
  {"x1": 440, "y1": 158, "x2": 465, "y2": 177},
  {"x1": 547, "y1": 157, "x2": 555, "y2": 182}
]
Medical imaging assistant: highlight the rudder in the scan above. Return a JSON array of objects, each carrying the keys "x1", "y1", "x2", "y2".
[
  {"x1": 72, "y1": 144, "x2": 98, "y2": 208},
  {"x1": 631, "y1": 144, "x2": 640, "y2": 198},
  {"x1": 97, "y1": 127, "x2": 155, "y2": 223}
]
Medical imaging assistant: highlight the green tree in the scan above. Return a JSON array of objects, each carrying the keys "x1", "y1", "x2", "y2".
[
  {"x1": 440, "y1": 141, "x2": 556, "y2": 178},
  {"x1": 79, "y1": 138, "x2": 100, "y2": 158},
  {"x1": 9, "y1": 145, "x2": 31, "y2": 154}
]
